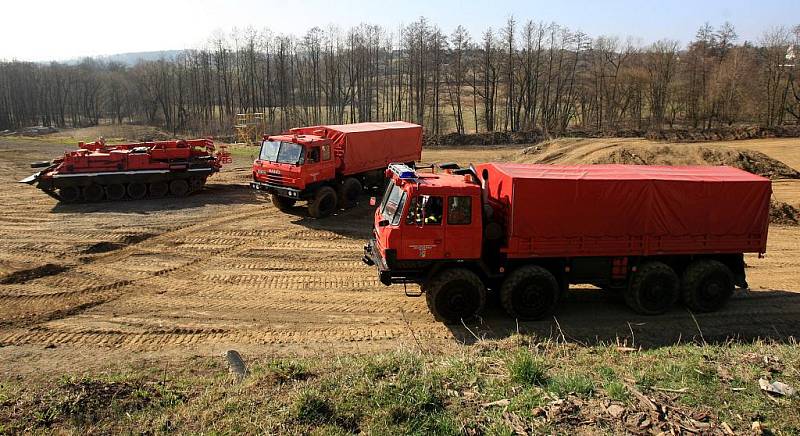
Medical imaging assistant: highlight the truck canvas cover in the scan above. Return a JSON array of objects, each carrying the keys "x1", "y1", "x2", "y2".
[
  {"x1": 477, "y1": 163, "x2": 771, "y2": 258},
  {"x1": 291, "y1": 121, "x2": 422, "y2": 175}
]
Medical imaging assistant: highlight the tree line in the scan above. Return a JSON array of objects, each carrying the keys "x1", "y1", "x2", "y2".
[{"x1": 1, "y1": 19, "x2": 799, "y2": 136}]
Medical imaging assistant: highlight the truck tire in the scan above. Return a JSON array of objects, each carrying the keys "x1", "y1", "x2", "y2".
[
  {"x1": 625, "y1": 262, "x2": 679, "y2": 315},
  {"x1": 500, "y1": 265, "x2": 560, "y2": 320},
  {"x1": 308, "y1": 186, "x2": 337, "y2": 218},
  {"x1": 337, "y1": 177, "x2": 362, "y2": 209},
  {"x1": 83, "y1": 184, "x2": 105, "y2": 202},
  {"x1": 681, "y1": 260, "x2": 734, "y2": 313},
  {"x1": 270, "y1": 194, "x2": 296, "y2": 211},
  {"x1": 58, "y1": 186, "x2": 80, "y2": 203},
  {"x1": 424, "y1": 268, "x2": 486, "y2": 323}
]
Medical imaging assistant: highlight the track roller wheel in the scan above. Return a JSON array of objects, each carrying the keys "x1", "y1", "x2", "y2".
[
  {"x1": 500, "y1": 265, "x2": 560, "y2": 320},
  {"x1": 308, "y1": 186, "x2": 337, "y2": 218},
  {"x1": 169, "y1": 179, "x2": 189, "y2": 197},
  {"x1": 149, "y1": 181, "x2": 169, "y2": 198},
  {"x1": 127, "y1": 182, "x2": 147, "y2": 200},
  {"x1": 270, "y1": 194, "x2": 296, "y2": 211},
  {"x1": 58, "y1": 186, "x2": 80, "y2": 203},
  {"x1": 625, "y1": 261, "x2": 679, "y2": 315},
  {"x1": 424, "y1": 268, "x2": 486, "y2": 323},
  {"x1": 106, "y1": 183, "x2": 126, "y2": 201},
  {"x1": 83, "y1": 184, "x2": 105, "y2": 202},
  {"x1": 681, "y1": 260, "x2": 734, "y2": 313},
  {"x1": 337, "y1": 177, "x2": 362, "y2": 209},
  {"x1": 189, "y1": 177, "x2": 206, "y2": 192}
]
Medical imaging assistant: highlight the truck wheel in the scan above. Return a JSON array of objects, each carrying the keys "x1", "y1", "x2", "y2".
[
  {"x1": 169, "y1": 179, "x2": 190, "y2": 197},
  {"x1": 424, "y1": 268, "x2": 486, "y2": 323},
  {"x1": 337, "y1": 177, "x2": 362, "y2": 209},
  {"x1": 149, "y1": 181, "x2": 169, "y2": 198},
  {"x1": 127, "y1": 182, "x2": 147, "y2": 200},
  {"x1": 106, "y1": 183, "x2": 126, "y2": 201},
  {"x1": 271, "y1": 194, "x2": 296, "y2": 211},
  {"x1": 308, "y1": 186, "x2": 337, "y2": 218},
  {"x1": 681, "y1": 260, "x2": 734, "y2": 313},
  {"x1": 500, "y1": 265, "x2": 560, "y2": 320},
  {"x1": 58, "y1": 186, "x2": 80, "y2": 203},
  {"x1": 83, "y1": 184, "x2": 105, "y2": 202},
  {"x1": 625, "y1": 262, "x2": 679, "y2": 315},
  {"x1": 189, "y1": 177, "x2": 206, "y2": 192}
]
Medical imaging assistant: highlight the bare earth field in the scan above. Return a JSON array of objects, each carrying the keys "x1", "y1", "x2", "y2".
[{"x1": 1, "y1": 136, "x2": 799, "y2": 381}]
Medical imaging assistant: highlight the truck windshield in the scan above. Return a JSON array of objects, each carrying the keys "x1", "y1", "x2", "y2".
[
  {"x1": 259, "y1": 140, "x2": 304, "y2": 165},
  {"x1": 380, "y1": 183, "x2": 407, "y2": 225}
]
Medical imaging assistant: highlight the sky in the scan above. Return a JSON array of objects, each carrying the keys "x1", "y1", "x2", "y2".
[{"x1": 1, "y1": 0, "x2": 798, "y2": 61}]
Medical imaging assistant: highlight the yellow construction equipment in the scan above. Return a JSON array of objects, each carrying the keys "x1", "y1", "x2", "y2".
[{"x1": 234, "y1": 113, "x2": 266, "y2": 145}]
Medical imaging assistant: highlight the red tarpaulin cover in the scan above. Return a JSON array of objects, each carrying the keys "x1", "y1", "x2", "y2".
[
  {"x1": 291, "y1": 121, "x2": 422, "y2": 175},
  {"x1": 476, "y1": 163, "x2": 771, "y2": 258}
]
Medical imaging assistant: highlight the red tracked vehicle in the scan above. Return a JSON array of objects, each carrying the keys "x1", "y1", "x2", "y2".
[
  {"x1": 21, "y1": 138, "x2": 230, "y2": 203},
  {"x1": 364, "y1": 163, "x2": 771, "y2": 323},
  {"x1": 251, "y1": 121, "x2": 422, "y2": 218}
]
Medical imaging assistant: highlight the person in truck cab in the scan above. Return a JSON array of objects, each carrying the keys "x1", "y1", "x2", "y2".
[
  {"x1": 307, "y1": 147, "x2": 320, "y2": 164},
  {"x1": 407, "y1": 195, "x2": 443, "y2": 225}
]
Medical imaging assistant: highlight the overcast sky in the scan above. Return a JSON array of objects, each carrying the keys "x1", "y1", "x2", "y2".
[{"x1": 2, "y1": 0, "x2": 798, "y2": 61}]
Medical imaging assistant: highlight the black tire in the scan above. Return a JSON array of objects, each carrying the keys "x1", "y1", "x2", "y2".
[
  {"x1": 681, "y1": 260, "x2": 734, "y2": 313},
  {"x1": 424, "y1": 268, "x2": 486, "y2": 323},
  {"x1": 58, "y1": 186, "x2": 80, "y2": 203},
  {"x1": 308, "y1": 186, "x2": 337, "y2": 218},
  {"x1": 337, "y1": 177, "x2": 362, "y2": 209},
  {"x1": 500, "y1": 265, "x2": 560, "y2": 320},
  {"x1": 169, "y1": 179, "x2": 190, "y2": 197},
  {"x1": 625, "y1": 262, "x2": 679, "y2": 315},
  {"x1": 127, "y1": 182, "x2": 147, "y2": 200},
  {"x1": 106, "y1": 183, "x2": 126, "y2": 201},
  {"x1": 271, "y1": 193, "x2": 296, "y2": 211},
  {"x1": 83, "y1": 184, "x2": 105, "y2": 202},
  {"x1": 149, "y1": 181, "x2": 169, "y2": 198}
]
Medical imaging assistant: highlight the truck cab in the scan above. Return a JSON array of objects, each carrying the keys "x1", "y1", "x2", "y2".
[
  {"x1": 251, "y1": 134, "x2": 335, "y2": 200},
  {"x1": 364, "y1": 164, "x2": 485, "y2": 286}
]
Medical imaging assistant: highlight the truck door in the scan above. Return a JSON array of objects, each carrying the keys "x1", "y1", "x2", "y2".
[
  {"x1": 303, "y1": 144, "x2": 336, "y2": 185},
  {"x1": 443, "y1": 195, "x2": 482, "y2": 259},
  {"x1": 400, "y1": 195, "x2": 446, "y2": 260}
]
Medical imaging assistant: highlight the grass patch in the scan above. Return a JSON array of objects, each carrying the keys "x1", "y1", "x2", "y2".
[
  {"x1": 508, "y1": 351, "x2": 549, "y2": 387},
  {"x1": 1, "y1": 338, "x2": 799, "y2": 434}
]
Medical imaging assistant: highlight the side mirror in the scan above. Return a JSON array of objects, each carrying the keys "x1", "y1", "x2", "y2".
[
  {"x1": 369, "y1": 197, "x2": 377, "y2": 206},
  {"x1": 378, "y1": 219, "x2": 389, "y2": 227}
]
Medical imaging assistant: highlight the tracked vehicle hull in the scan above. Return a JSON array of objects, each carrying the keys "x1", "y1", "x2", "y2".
[{"x1": 21, "y1": 139, "x2": 229, "y2": 203}]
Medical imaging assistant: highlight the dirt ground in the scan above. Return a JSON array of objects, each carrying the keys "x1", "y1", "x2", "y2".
[{"x1": 1, "y1": 136, "x2": 799, "y2": 380}]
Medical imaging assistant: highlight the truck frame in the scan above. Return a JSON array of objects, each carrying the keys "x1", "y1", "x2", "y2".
[
  {"x1": 250, "y1": 121, "x2": 422, "y2": 217},
  {"x1": 363, "y1": 163, "x2": 771, "y2": 323}
]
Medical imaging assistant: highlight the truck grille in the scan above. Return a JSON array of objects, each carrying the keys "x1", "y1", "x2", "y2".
[{"x1": 266, "y1": 174, "x2": 288, "y2": 186}]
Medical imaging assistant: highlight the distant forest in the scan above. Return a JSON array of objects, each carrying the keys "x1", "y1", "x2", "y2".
[{"x1": 1, "y1": 18, "x2": 799, "y2": 136}]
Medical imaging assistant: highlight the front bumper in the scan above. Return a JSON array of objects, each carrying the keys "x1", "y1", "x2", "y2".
[
  {"x1": 363, "y1": 238, "x2": 392, "y2": 286},
  {"x1": 250, "y1": 181, "x2": 302, "y2": 199}
]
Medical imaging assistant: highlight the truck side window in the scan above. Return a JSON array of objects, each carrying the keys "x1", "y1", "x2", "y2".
[
  {"x1": 321, "y1": 144, "x2": 331, "y2": 161},
  {"x1": 307, "y1": 147, "x2": 320, "y2": 163},
  {"x1": 406, "y1": 195, "x2": 443, "y2": 225},
  {"x1": 447, "y1": 196, "x2": 472, "y2": 225}
]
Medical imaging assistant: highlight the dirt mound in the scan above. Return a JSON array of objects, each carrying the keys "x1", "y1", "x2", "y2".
[
  {"x1": 770, "y1": 200, "x2": 800, "y2": 225},
  {"x1": 646, "y1": 126, "x2": 800, "y2": 142},
  {"x1": 594, "y1": 145, "x2": 800, "y2": 180}
]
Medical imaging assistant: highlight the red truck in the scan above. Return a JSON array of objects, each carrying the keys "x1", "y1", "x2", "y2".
[
  {"x1": 363, "y1": 162, "x2": 771, "y2": 323},
  {"x1": 250, "y1": 121, "x2": 422, "y2": 217}
]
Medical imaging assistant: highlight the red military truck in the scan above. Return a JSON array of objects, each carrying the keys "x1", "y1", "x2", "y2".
[
  {"x1": 251, "y1": 121, "x2": 422, "y2": 217},
  {"x1": 363, "y1": 163, "x2": 771, "y2": 323}
]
